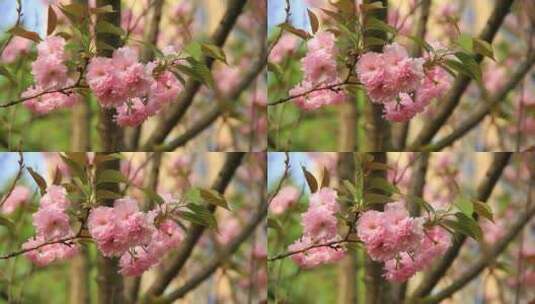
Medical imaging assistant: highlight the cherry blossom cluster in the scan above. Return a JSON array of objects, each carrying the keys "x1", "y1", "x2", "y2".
[
  {"x1": 287, "y1": 188, "x2": 346, "y2": 268},
  {"x1": 22, "y1": 185, "x2": 79, "y2": 266},
  {"x1": 357, "y1": 202, "x2": 451, "y2": 282},
  {"x1": 21, "y1": 185, "x2": 183, "y2": 277},
  {"x1": 23, "y1": 36, "x2": 183, "y2": 126},
  {"x1": 23, "y1": 37, "x2": 81, "y2": 114},
  {"x1": 356, "y1": 43, "x2": 452, "y2": 122},
  {"x1": 86, "y1": 46, "x2": 183, "y2": 127},
  {"x1": 289, "y1": 32, "x2": 346, "y2": 110},
  {"x1": 88, "y1": 197, "x2": 183, "y2": 276}
]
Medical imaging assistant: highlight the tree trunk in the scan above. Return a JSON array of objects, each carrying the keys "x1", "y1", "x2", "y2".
[
  {"x1": 337, "y1": 153, "x2": 357, "y2": 303},
  {"x1": 363, "y1": 0, "x2": 391, "y2": 151},
  {"x1": 365, "y1": 152, "x2": 393, "y2": 304},
  {"x1": 96, "y1": 0, "x2": 124, "y2": 152},
  {"x1": 94, "y1": 155, "x2": 125, "y2": 304}
]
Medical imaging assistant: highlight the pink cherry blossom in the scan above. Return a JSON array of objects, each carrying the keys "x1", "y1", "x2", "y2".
[
  {"x1": 301, "y1": 49, "x2": 337, "y2": 83},
  {"x1": 269, "y1": 34, "x2": 299, "y2": 63},
  {"x1": 1, "y1": 185, "x2": 30, "y2": 214},
  {"x1": 22, "y1": 86, "x2": 80, "y2": 115},
  {"x1": 31, "y1": 56, "x2": 69, "y2": 90},
  {"x1": 302, "y1": 205, "x2": 338, "y2": 241},
  {"x1": 23, "y1": 236, "x2": 79, "y2": 267},
  {"x1": 269, "y1": 186, "x2": 300, "y2": 215},
  {"x1": 32, "y1": 207, "x2": 72, "y2": 240},
  {"x1": 290, "y1": 80, "x2": 346, "y2": 110},
  {"x1": 115, "y1": 98, "x2": 151, "y2": 127},
  {"x1": 40, "y1": 185, "x2": 71, "y2": 210},
  {"x1": 288, "y1": 236, "x2": 346, "y2": 268},
  {"x1": 309, "y1": 187, "x2": 339, "y2": 214},
  {"x1": 307, "y1": 31, "x2": 336, "y2": 54}
]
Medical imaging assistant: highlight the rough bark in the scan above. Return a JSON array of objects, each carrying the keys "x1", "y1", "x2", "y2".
[
  {"x1": 365, "y1": 152, "x2": 393, "y2": 304},
  {"x1": 337, "y1": 153, "x2": 357, "y2": 303},
  {"x1": 363, "y1": 0, "x2": 391, "y2": 151},
  {"x1": 96, "y1": 0, "x2": 124, "y2": 152},
  {"x1": 145, "y1": 153, "x2": 245, "y2": 297},
  {"x1": 94, "y1": 155, "x2": 125, "y2": 304}
]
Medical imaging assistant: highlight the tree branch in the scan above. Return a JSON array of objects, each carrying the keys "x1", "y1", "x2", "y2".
[
  {"x1": 422, "y1": 191, "x2": 535, "y2": 303},
  {"x1": 141, "y1": 0, "x2": 247, "y2": 150},
  {"x1": 145, "y1": 152, "x2": 245, "y2": 297},
  {"x1": 162, "y1": 32, "x2": 267, "y2": 151},
  {"x1": 96, "y1": 0, "x2": 124, "y2": 152},
  {"x1": 430, "y1": 52, "x2": 535, "y2": 151},
  {"x1": 158, "y1": 199, "x2": 268, "y2": 303},
  {"x1": 409, "y1": 0, "x2": 515, "y2": 149},
  {"x1": 410, "y1": 152, "x2": 512, "y2": 298}
]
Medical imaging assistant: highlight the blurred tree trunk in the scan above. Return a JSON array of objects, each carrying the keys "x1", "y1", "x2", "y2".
[
  {"x1": 365, "y1": 152, "x2": 393, "y2": 304},
  {"x1": 363, "y1": 0, "x2": 391, "y2": 151},
  {"x1": 69, "y1": 1, "x2": 91, "y2": 303},
  {"x1": 94, "y1": 0, "x2": 125, "y2": 298},
  {"x1": 95, "y1": 155, "x2": 125, "y2": 304},
  {"x1": 96, "y1": 0, "x2": 124, "y2": 151},
  {"x1": 337, "y1": 153, "x2": 357, "y2": 303},
  {"x1": 71, "y1": 103, "x2": 91, "y2": 151}
]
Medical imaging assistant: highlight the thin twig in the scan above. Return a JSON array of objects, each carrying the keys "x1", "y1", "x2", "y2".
[{"x1": 0, "y1": 152, "x2": 25, "y2": 209}]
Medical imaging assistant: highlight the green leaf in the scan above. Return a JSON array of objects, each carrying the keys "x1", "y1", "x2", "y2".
[
  {"x1": 0, "y1": 215, "x2": 15, "y2": 230},
  {"x1": 365, "y1": 17, "x2": 396, "y2": 35},
  {"x1": 457, "y1": 33, "x2": 473, "y2": 52},
  {"x1": 360, "y1": 1, "x2": 386, "y2": 12},
  {"x1": 453, "y1": 51, "x2": 482, "y2": 82},
  {"x1": 201, "y1": 43, "x2": 227, "y2": 63},
  {"x1": 52, "y1": 166, "x2": 63, "y2": 185},
  {"x1": 60, "y1": 3, "x2": 88, "y2": 17},
  {"x1": 183, "y1": 203, "x2": 217, "y2": 229},
  {"x1": 96, "y1": 169, "x2": 127, "y2": 185},
  {"x1": 366, "y1": 177, "x2": 400, "y2": 194},
  {"x1": 308, "y1": 9, "x2": 319, "y2": 34},
  {"x1": 366, "y1": 162, "x2": 391, "y2": 171},
  {"x1": 8, "y1": 26, "x2": 42, "y2": 42},
  {"x1": 363, "y1": 36, "x2": 385, "y2": 47},
  {"x1": 89, "y1": 5, "x2": 115, "y2": 14},
  {"x1": 200, "y1": 188, "x2": 230, "y2": 210},
  {"x1": 268, "y1": 218, "x2": 283, "y2": 233},
  {"x1": 445, "y1": 212, "x2": 483, "y2": 241},
  {"x1": 473, "y1": 38, "x2": 495, "y2": 60},
  {"x1": 405, "y1": 35, "x2": 433, "y2": 52},
  {"x1": 473, "y1": 200, "x2": 494, "y2": 222},
  {"x1": 47, "y1": 6, "x2": 58, "y2": 35},
  {"x1": 96, "y1": 189, "x2": 122, "y2": 201},
  {"x1": 95, "y1": 20, "x2": 125, "y2": 36},
  {"x1": 178, "y1": 57, "x2": 214, "y2": 88},
  {"x1": 267, "y1": 62, "x2": 283, "y2": 79},
  {"x1": 93, "y1": 153, "x2": 123, "y2": 166},
  {"x1": 0, "y1": 65, "x2": 16, "y2": 84},
  {"x1": 363, "y1": 193, "x2": 395, "y2": 205},
  {"x1": 455, "y1": 196, "x2": 473, "y2": 216},
  {"x1": 27, "y1": 167, "x2": 47, "y2": 195},
  {"x1": 278, "y1": 22, "x2": 312, "y2": 40},
  {"x1": 302, "y1": 166, "x2": 318, "y2": 193},
  {"x1": 60, "y1": 154, "x2": 86, "y2": 182},
  {"x1": 320, "y1": 167, "x2": 330, "y2": 189},
  {"x1": 143, "y1": 188, "x2": 165, "y2": 205},
  {"x1": 404, "y1": 194, "x2": 434, "y2": 213}
]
